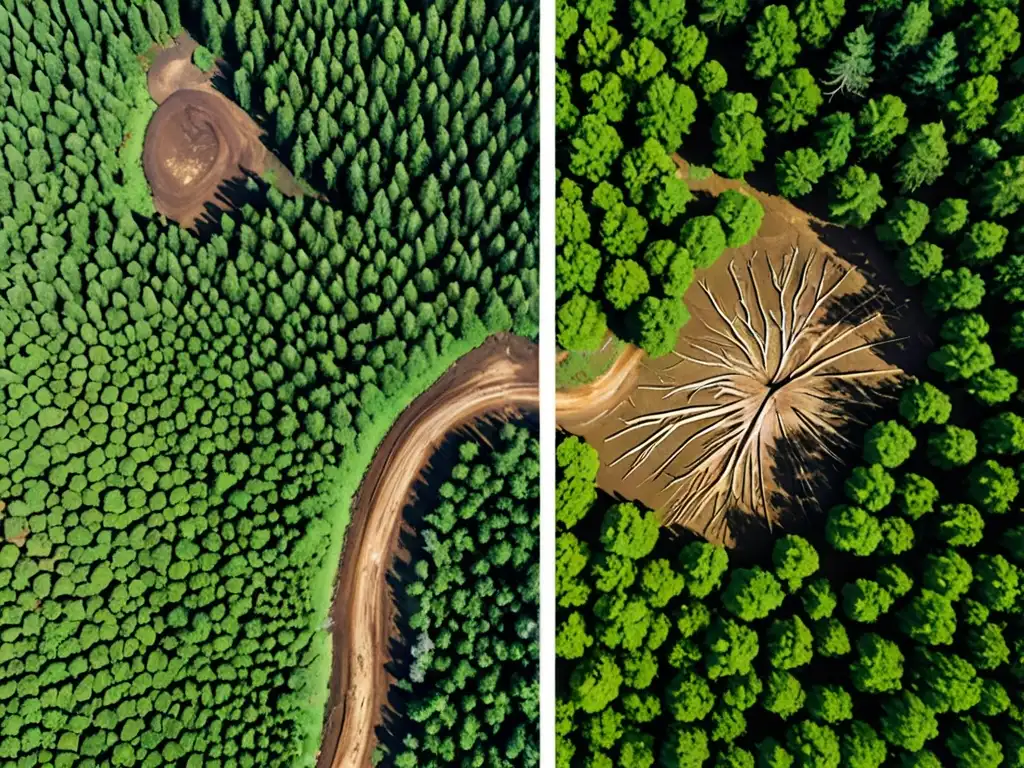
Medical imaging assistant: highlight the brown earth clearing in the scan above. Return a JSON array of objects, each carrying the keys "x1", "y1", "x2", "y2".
[
  {"x1": 143, "y1": 33, "x2": 302, "y2": 229},
  {"x1": 560, "y1": 158, "x2": 932, "y2": 546},
  {"x1": 316, "y1": 335, "x2": 539, "y2": 768}
]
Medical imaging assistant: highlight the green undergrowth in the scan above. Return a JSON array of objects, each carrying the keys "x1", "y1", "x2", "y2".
[
  {"x1": 556, "y1": 336, "x2": 625, "y2": 390},
  {"x1": 115, "y1": 88, "x2": 159, "y2": 219}
]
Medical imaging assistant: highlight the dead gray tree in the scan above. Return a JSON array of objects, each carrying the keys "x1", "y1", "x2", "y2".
[{"x1": 607, "y1": 249, "x2": 904, "y2": 536}]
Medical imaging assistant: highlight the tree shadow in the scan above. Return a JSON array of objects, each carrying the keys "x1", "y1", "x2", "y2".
[
  {"x1": 813, "y1": 220, "x2": 937, "y2": 369},
  {"x1": 188, "y1": 170, "x2": 268, "y2": 240}
]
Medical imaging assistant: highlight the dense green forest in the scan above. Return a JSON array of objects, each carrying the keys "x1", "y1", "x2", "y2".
[
  {"x1": 557, "y1": 0, "x2": 1024, "y2": 764},
  {"x1": 0, "y1": 0, "x2": 537, "y2": 765},
  {"x1": 379, "y1": 423, "x2": 539, "y2": 768},
  {"x1": 557, "y1": 431, "x2": 1024, "y2": 766},
  {"x1": 556, "y1": 0, "x2": 1024, "y2": 359}
]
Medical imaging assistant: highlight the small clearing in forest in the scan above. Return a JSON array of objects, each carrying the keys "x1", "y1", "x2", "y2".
[
  {"x1": 142, "y1": 33, "x2": 303, "y2": 229},
  {"x1": 560, "y1": 160, "x2": 932, "y2": 545}
]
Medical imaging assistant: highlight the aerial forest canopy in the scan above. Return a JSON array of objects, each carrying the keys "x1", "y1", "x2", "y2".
[
  {"x1": 0, "y1": 0, "x2": 538, "y2": 765},
  {"x1": 555, "y1": 0, "x2": 1024, "y2": 360},
  {"x1": 557, "y1": 430, "x2": 1024, "y2": 767},
  {"x1": 380, "y1": 423, "x2": 540, "y2": 767},
  {"x1": 556, "y1": 0, "x2": 1024, "y2": 763}
]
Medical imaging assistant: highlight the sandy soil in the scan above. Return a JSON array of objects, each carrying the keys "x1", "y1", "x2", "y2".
[
  {"x1": 316, "y1": 335, "x2": 539, "y2": 768},
  {"x1": 143, "y1": 34, "x2": 302, "y2": 229},
  {"x1": 559, "y1": 158, "x2": 932, "y2": 545}
]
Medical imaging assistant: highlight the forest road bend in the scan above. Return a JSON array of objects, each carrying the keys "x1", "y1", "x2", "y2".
[
  {"x1": 317, "y1": 334, "x2": 539, "y2": 768},
  {"x1": 557, "y1": 344, "x2": 645, "y2": 425}
]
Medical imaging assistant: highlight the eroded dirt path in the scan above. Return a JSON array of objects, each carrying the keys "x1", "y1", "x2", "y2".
[{"x1": 317, "y1": 335, "x2": 538, "y2": 768}]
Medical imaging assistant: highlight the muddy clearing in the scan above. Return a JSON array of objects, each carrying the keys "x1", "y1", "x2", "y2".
[
  {"x1": 143, "y1": 33, "x2": 302, "y2": 229},
  {"x1": 560, "y1": 158, "x2": 932, "y2": 546}
]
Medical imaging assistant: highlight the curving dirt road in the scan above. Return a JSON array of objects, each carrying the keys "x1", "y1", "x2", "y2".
[
  {"x1": 556, "y1": 344, "x2": 644, "y2": 424},
  {"x1": 317, "y1": 334, "x2": 538, "y2": 768}
]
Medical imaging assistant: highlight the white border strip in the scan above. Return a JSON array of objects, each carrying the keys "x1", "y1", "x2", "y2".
[{"x1": 538, "y1": 0, "x2": 555, "y2": 760}]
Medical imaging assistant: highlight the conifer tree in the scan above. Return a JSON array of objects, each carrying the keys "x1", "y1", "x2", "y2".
[
  {"x1": 886, "y1": 0, "x2": 933, "y2": 61},
  {"x1": 824, "y1": 26, "x2": 875, "y2": 99},
  {"x1": 907, "y1": 32, "x2": 959, "y2": 97}
]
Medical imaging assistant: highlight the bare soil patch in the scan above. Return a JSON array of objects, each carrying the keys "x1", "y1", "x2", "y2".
[
  {"x1": 317, "y1": 335, "x2": 538, "y2": 768},
  {"x1": 143, "y1": 34, "x2": 303, "y2": 229},
  {"x1": 560, "y1": 159, "x2": 931, "y2": 545},
  {"x1": 147, "y1": 34, "x2": 210, "y2": 105}
]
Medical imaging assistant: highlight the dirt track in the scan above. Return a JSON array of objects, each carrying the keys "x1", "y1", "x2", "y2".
[
  {"x1": 143, "y1": 34, "x2": 302, "y2": 228},
  {"x1": 556, "y1": 344, "x2": 644, "y2": 424},
  {"x1": 317, "y1": 335, "x2": 538, "y2": 768}
]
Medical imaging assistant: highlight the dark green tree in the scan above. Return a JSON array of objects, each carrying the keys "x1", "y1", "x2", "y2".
[
  {"x1": 711, "y1": 92, "x2": 766, "y2": 178},
  {"x1": 558, "y1": 293, "x2": 608, "y2": 351},
  {"x1": 965, "y1": 8, "x2": 1020, "y2": 75},
  {"x1": 637, "y1": 75, "x2": 698, "y2": 151},
  {"x1": 795, "y1": 0, "x2": 845, "y2": 48},
  {"x1": 885, "y1": 0, "x2": 932, "y2": 60},
  {"x1": 946, "y1": 75, "x2": 999, "y2": 143},
  {"x1": 895, "y1": 123, "x2": 949, "y2": 192},
  {"x1": 927, "y1": 425, "x2": 978, "y2": 469},
  {"x1": 896, "y1": 473, "x2": 940, "y2": 519},
  {"x1": 826, "y1": 505, "x2": 882, "y2": 555},
  {"x1": 946, "y1": 718, "x2": 1004, "y2": 768},
  {"x1": 896, "y1": 242, "x2": 944, "y2": 286},
  {"x1": 980, "y1": 156, "x2": 1024, "y2": 218},
  {"x1": 830, "y1": 166, "x2": 886, "y2": 227},
  {"x1": 879, "y1": 692, "x2": 939, "y2": 752},
  {"x1": 980, "y1": 412, "x2": 1024, "y2": 454},
  {"x1": 722, "y1": 567, "x2": 785, "y2": 622},
  {"x1": 631, "y1": 296, "x2": 690, "y2": 358},
  {"x1": 857, "y1": 95, "x2": 909, "y2": 159},
  {"x1": 936, "y1": 503, "x2": 985, "y2": 547},
  {"x1": 844, "y1": 464, "x2": 895, "y2": 512},
  {"x1": 785, "y1": 721, "x2": 841, "y2": 768},
  {"x1": 775, "y1": 148, "x2": 825, "y2": 198},
  {"x1": 968, "y1": 460, "x2": 1019, "y2": 514},
  {"x1": 603, "y1": 259, "x2": 650, "y2": 310},
  {"x1": 932, "y1": 197, "x2": 969, "y2": 237},
  {"x1": 841, "y1": 721, "x2": 887, "y2": 768},
  {"x1": 681, "y1": 216, "x2": 728, "y2": 268},
  {"x1": 714, "y1": 190, "x2": 764, "y2": 248},
  {"x1": 773, "y1": 535, "x2": 819, "y2": 591},
  {"x1": 851, "y1": 634, "x2": 904, "y2": 693},
  {"x1": 877, "y1": 198, "x2": 930, "y2": 247},
  {"x1": 907, "y1": 32, "x2": 958, "y2": 98},
  {"x1": 816, "y1": 112, "x2": 856, "y2": 172},
  {"x1": 924, "y1": 267, "x2": 985, "y2": 314},
  {"x1": 898, "y1": 590, "x2": 957, "y2": 645}
]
